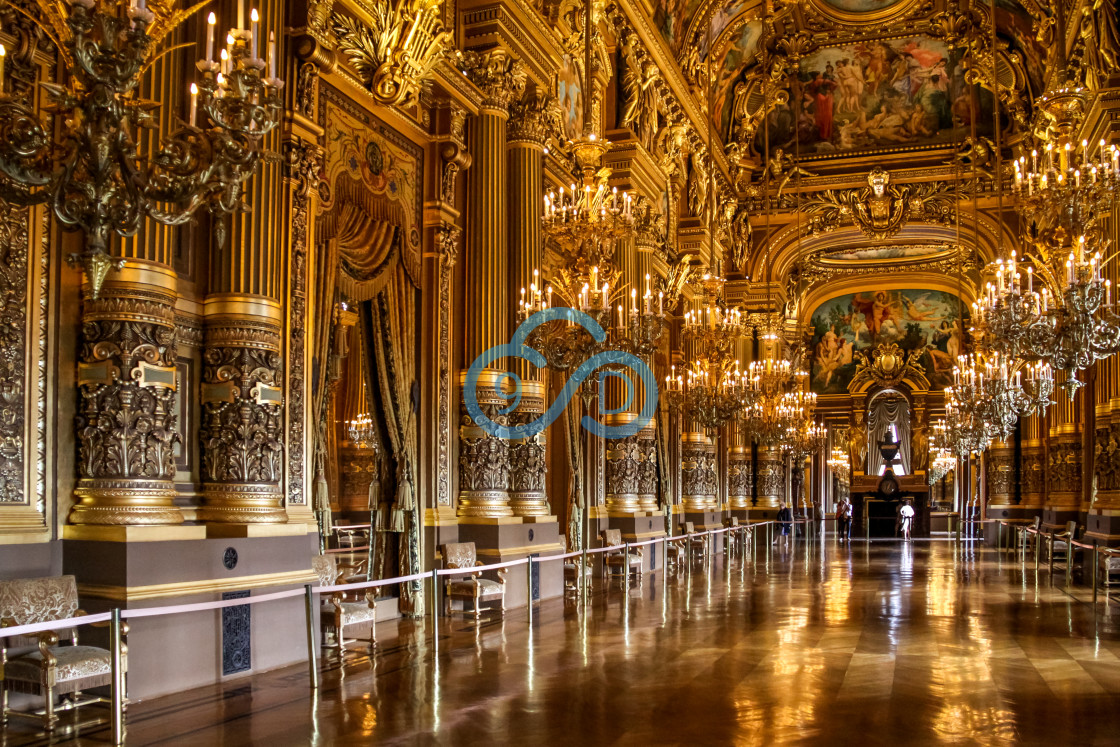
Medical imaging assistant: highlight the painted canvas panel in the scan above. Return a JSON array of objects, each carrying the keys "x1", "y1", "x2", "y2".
[
  {"x1": 557, "y1": 55, "x2": 584, "y2": 140},
  {"x1": 808, "y1": 289, "x2": 966, "y2": 393},
  {"x1": 756, "y1": 36, "x2": 993, "y2": 156},
  {"x1": 821, "y1": 245, "x2": 947, "y2": 262},
  {"x1": 716, "y1": 20, "x2": 763, "y2": 135},
  {"x1": 820, "y1": 0, "x2": 904, "y2": 13}
]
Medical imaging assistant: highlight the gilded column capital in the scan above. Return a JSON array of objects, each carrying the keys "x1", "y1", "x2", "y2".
[
  {"x1": 283, "y1": 139, "x2": 324, "y2": 198},
  {"x1": 507, "y1": 92, "x2": 561, "y2": 147},
  {"x1": 461, "y1": 49, "x2": 527, "y2": 114}
]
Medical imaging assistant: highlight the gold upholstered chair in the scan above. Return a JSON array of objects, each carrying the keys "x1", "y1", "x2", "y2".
[
  {"x1": 0, "y1": 575, "x2": 125, "y2": 730},
  {"x1": 313, "y1": 555, "x2": 376, "y2": 654},
  {"x1": 441, "y1": 542, "x2": 507, "y2": 618},
  {"x1": 600, "y1": 529, "x2": 643, "y2": 587},
  {"x1": 1047, "y1": 521, "x2": 1079, "y2": 581}
]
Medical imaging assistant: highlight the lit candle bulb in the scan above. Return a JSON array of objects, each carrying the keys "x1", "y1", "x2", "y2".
[
  {"x1": 189, "y1": 83, "x2": 198, "y2": 125},
  {"x1": 268, "y1": 31, "x2": 276, "y2": 79},
  {"x1": 206, "y1": 12, "x2": 216, "y2": 63},
  {"x1": 251, "y1": 9, "x2": 260, "y2": 59},
  {"x1": 0, "y1": 45, "x2": 6, "y2": 93}
]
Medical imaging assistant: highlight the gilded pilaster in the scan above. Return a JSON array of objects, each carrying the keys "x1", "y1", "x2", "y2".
[
  {"x1": 457, "y1": 49, "x2": 526, "y2": 518},
  {"x1": 70, "y1": 261, "x2": 183, "y2": 525}
]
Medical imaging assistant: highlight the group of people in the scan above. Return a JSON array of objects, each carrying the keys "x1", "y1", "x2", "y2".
[
  {"x1": 770, "y1": 498, "x2": 916, "y2": 547},
  {"x1": 833, "y1": 497, "x2": 915, "y2": 541}
]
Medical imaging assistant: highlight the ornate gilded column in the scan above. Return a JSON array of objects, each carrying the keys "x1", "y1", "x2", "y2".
[
  {"x1": 198, "y1": 296, "x2": 286, "y2": 523},
  {"x1": 1020, "y1": 413, "x2": 1046, "y2": 510},
  {"x1": 69, "y1": 261, "x2": 184, "y2": 525},
  {"x1": 1046, "y1": 373, "x2": 1082, "y2": 528},
  {"x1": 681, "y1": 432, "x2": 716, "y2": 511},
  {"x1": 637, "y1": 421, "x2": 658, "y2": 513},
  {"x1": 729, "y1": 429, "x2": 752, "y2": 511},
  {"x1": 985, "y1": 437, "x2": 1015, "y2": 511},
  {"x1": 605, "y1": 414, "x2": 642, "y2": 514},
  {"x1": 506, "y1": 91, "x2": 551, "y2": 517},
  {"x1": 756, "y1": 445, "x2": 784, "y2": 508},
  {"x1": 457, "y1": 50, "x2": 525, "y2": 518}
]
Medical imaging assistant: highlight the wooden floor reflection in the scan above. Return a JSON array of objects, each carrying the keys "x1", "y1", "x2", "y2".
[{"x1": 10, "y1": 540, "x2": 1120, "y2": 745}]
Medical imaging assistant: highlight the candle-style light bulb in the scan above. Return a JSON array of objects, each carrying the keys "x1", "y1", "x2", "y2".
[
  {"x1": 206, "y1": 12, "x2": 217, "y2": 63},
  {"x1": 250, "y1": 9, "x2": 260, "y2": 59},
  {"x1": 189, "y1": 83, "x2": 198, "y2": 126}
]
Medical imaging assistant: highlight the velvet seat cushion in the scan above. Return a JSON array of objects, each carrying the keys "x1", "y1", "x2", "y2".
[{"x1": 338, "y1": 602, "x2": 378, "y2": 626}]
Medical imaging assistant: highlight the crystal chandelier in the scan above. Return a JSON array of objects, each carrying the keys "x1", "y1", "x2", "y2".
[
  {"x1": 785, "y1": 416, "x2": 826, "y2": 463},
  {"x1": 927, "y1": 419, "x2": 957, "y2": 484},
  {"x1": 743, "y1": 323, "x2": 805, "y2": 445},
  {"x1": 0, "y1": 0, "x2": 282, "y2": 298},
  {"x1": 346, "y1": 413, "x2": 376, "y2": 448},
  {"x1": 827, "y1": 446, "x2": 850, "y2": 484}
]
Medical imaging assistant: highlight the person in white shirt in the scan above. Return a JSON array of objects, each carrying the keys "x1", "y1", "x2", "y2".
[{"x1": 899, "y1": 499, "x2": 915, "y2": 540}]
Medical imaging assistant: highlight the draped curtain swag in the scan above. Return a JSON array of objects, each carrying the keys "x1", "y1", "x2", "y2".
[{"x1": 867, "y1": 392, "x2": 912, "y2": 476}]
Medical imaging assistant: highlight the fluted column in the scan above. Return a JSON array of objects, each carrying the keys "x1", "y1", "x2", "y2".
[
  {"x1": 69, "y1": 261, "x2": 184, "y2": 525},
  {"x1": 506, "y1": 91, "x2": 550, "y2": 517},
  {"x1": 1046, "y1": 374, "x2": 1082, "y2": 527},
  {"x1": 985, "y1": 437, "x2": 1015, "y2": 509},
  {"x1": 458, "y1": 49, "x2": 525, "y2": 518}
]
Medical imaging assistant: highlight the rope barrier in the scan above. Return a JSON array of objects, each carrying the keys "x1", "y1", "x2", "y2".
[
  {"x1": 0, "y1": 612, "x2": 112, "y2": 639},
  {"x1": 122, "y1": 589, "x2": 307, "y2": 618}
]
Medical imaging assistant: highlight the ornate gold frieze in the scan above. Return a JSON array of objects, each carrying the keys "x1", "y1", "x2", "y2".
[
  {"x1": 848, "y1": 342, "x2": 929, "y2": 391},
  {"x1": 436, "y1": 224, "x2": 460, "y2": 508},
  {"x1": 1047, "y1": 436, "x2": 1081, "y2": 508},
  {"x1": 331, "y1": 0, "x2": 452, "y2": 108},
  {"x1": 802, "y1": 167, "x2": 957, "y2": 240},
  {"x1": 509, "y1": 380, "x2": 548, "y2": 516},
  {"x1": 70, "y1": 262, "x2": 183, "y2": 526},
  {"x1": 458, "y1": 369, "x2": 513, "y2": 517},
  {"x1": 728, "y1": 446, "x2": 752, "y2": 509}
]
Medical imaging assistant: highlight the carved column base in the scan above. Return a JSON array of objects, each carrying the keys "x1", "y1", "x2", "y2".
[
  {"x1": 198, "y1": 484, "x2": 287, "y2": 523},
  {"x1": 1046, "y1": 432, "x2": 1082, "y2": 511},
  {"x1": 458, "y1": 370, "x2": 512, "y2": 518},
  {"x1": 728, "y1": 445, "x2": 752, "y2": 509},
  {"x1": 200, "y1": 296, "x2": 286, "y2": 525},
  {"x1": 69, "y1": 260, "x2": 184, "y2": 526},
  {"x1": 756, "y1": 445, "x2": 784, "y2": 508},
  {"x1": 1019, "y1": 441, "x2": 1046, "y2": 508},
  {"x1": 70, "y1": 479, "x2": 182, "y2": 525},
  {"x1": 681, "y1": 432, "x2": 716, "y2": 512},
  {"x1": 509, "y1": 380, "x2": 549, "y2": 516},
  {"x1": 606, "y1": 414, "x2": 643, "y2": 515}
]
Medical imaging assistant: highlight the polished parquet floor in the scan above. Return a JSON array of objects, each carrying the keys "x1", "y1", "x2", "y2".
[{"x1": 9, "y1": 538, "x2": 1120, "y2": 746}]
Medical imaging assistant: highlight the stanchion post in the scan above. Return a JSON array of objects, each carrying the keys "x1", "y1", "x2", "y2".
[
  {"x1": 1093, "y1": 547, "x2": 1100, "y2": 603},
  {"x1": 110, "y1": 607, "x2": 125, "y2": 744},
  {"x1": 526, "y1": 556, "x2": 534, "y2": 627},
  {"x1": 1066, "y1": 545, "x2": 1074, "y2": 588},
  {"x1": 431, "y1": 568, "x2": 440, "y2": 655},
  {"x1": 662, "y1": 535, "x2": 669, "y2": 596},
  {"x1": 997, "y1": 521, "x2": 1002, "y2": 553},
  {"x1": 623, "y1": 541, "x2": 631, "y2": 591},
  {"x1": 303, "y1": 585, "x2": 319, "y2": 690}
]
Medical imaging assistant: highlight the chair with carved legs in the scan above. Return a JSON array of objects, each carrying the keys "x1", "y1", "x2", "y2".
[
  {"x1": 1, "y1": 575, "x2": 126, "y2": 731},
  {"x1": 441, "y1": 543, "x2": 507, "y2": 619},
  {"x1": 313, "y1": 555, "x2": 376, "y2": 656}
]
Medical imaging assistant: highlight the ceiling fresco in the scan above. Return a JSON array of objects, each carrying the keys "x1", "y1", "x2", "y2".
[{"x1": 650, "y1": 0, "x2": 1046, "y2": 157}]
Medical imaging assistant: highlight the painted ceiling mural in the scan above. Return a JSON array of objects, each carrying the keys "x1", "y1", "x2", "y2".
[
  {"x1": 652, "y1": 0, "x2": 1044, "y2": 156},
  {"x1": 755, "y1": 37, "x2": 995, "y2": 156},
  {"x1": 808, "y1": 289, "x2": 967, "y2": 394}
]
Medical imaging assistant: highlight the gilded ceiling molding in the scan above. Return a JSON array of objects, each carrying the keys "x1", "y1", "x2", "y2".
[
  {"x1": 460, "y1": 0, "x2": 566, "y2": 88},
  {"x1": 801, "y1": 167, "x2": 959, "y2": 240}
]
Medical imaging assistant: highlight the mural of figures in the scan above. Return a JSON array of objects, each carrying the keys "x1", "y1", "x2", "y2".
[
  {"x1": 755, "y1": 36, "x2": 993, "y2": 156},
  {"x1": 808, "y1": 289, "x2": 966, "y2": 393},
  {"x1": 557, "y1": 55, "x2": 584, "y2": 140}
]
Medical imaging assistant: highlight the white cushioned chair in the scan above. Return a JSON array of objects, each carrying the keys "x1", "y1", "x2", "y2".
[
  {"x1": 0, "y1": 575, "x2": 125, "y2": 730},
  {"x1": 600, "y1": 529, "x2": 643, "y2": 587},
  {"x1": 441, "y1": 542, "x2": 507, "y2": 619},
  {"x1": 313, "y1": 555, "x2": 376, "y2": 655}
]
